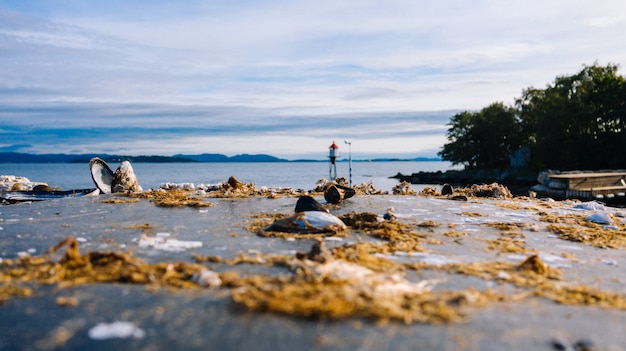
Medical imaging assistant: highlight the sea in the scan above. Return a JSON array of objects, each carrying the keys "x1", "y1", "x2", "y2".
[{"x1": 0, "y1": 161, "x2": 460, "y2": 192}]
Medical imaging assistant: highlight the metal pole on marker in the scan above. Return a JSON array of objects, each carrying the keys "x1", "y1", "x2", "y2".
[{"x1": 344, "y1": 140, "x2": 352, "y2": 187}]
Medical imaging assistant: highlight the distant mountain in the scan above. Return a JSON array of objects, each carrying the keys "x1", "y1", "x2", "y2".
[
  {"x1": 0, "y1": 152, "x2": 438, "y2": 163},
  {"x1": 0, "y1": 152, "x2": 288, "y2": 163},
  {"x1": 172, "y1": 153, "x2": 229, "y2": 162},
  {"x1": 174, "y1": 153, "x2": 288, "y2": 162},
  {"x1": 0, "y1": 152, "x2": 99, "y2": 163},
  {"x1": 0, "y1": 152, "x2": 195, "y2": 163},
  {"x1": 229, "y1": 154, "x2": 287, "y2": 162}
]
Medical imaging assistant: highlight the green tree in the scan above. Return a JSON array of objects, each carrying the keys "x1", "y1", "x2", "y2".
[
  {"x1": 517, "y1": 63, "x2": 626, "y2": 169},
  {"x1": 438, "y1": 102, "x2": 523, "y2": 169}
]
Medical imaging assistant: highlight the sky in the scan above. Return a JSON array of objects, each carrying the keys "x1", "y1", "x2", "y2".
[{"x1": 1, "y1": 1, "x2": 625, "y2": 160}]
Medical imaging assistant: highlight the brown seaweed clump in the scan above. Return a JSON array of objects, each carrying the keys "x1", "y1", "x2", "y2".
[
  {"x1": 230, "y1": 243, "x2": 499, "y2": 324},
  {"x1": 546, "y1": 223, "x2": 626, "y2": 249},
  {"x1": 484, "y1": 237, "x2": 527, "y2": 253},
  {"x1": 392, "y1": 181, "x2": 416, "y2": 195},
  {"x1": 353, "y1": 181, "x2": 386, "y2": 195},
  {"x1": 339, "y1": 212, "x2": 430, "y2": 253},
  {"x1": 462, "y1": 183, "x2": 513, "y2": 199},
  {"x1": 538, "y1": 212, "x2": 626, "y2": 249},
  {"x1": 2, "y1": 238, "x2": 626, "y2": 326},
  {"x1": 0, "y1": 237, "x2": 212, "y2": 297},
  {"x1": 131, "y1": 189, "x2": 215, "y2": 208}
]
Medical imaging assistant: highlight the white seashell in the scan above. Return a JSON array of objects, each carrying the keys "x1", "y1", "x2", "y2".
[
  {"x1": 313, "y1": 260, "x2": 436, "y2": 299},
  {"x1": 89, "y1": 158, "x2": 114, "y2": 194},
  {"x1": 181, "y1": 182, "x2": 195, "y2": 190},
  {"x1": 585, "y1": 211, "x2": 613, "y2": 225},
  {"x1": 192, "y1": 269, "x2": 222, "y2": 288},
  {"x1": 301, "y1": 211, "x2": 345, "y2": 229},
  {"x1": 112, "y1": 161, "x2": 143, "y2": 193},
  {"x1": 264, "y1": 211, "x2": 346, "y2": 234}
]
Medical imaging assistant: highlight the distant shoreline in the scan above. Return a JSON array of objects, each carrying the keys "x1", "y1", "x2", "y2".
[{"x1": 0, "y1": 152, "x2": 442, "y2": 164}]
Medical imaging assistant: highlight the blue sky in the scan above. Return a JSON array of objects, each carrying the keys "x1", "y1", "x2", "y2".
[{"x1": 1, "y1": 1, "x2": 625, "y2": 159}]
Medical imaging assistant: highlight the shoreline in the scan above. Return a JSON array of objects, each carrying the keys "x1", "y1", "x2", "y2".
[{"x1": 391, "y1": 168, "x2": 537, "y2": 196}]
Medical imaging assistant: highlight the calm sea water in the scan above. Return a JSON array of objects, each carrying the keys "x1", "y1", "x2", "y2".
[{"x1": 0, "y1": 161, "x2": 459, "y2": 192}]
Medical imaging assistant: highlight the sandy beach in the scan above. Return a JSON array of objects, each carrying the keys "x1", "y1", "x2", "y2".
[{"x1": 1, "y1": 182, "x2": 625, "y2": 350}]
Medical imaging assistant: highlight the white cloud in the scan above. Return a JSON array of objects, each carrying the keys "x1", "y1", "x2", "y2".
[{"x1": 1, "y1": 0, "x2": 626, "y2": 157}]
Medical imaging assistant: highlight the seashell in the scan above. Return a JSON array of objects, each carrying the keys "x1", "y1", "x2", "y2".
[
  {"x1": 89, "y1": 158, "x2": 115, "y2": 194},
  {"x1": 383, "y1": 207, "x2": 396, "y2": 220},
  {"x1": 192, "y1": 268, "x2": 222, "y2": 288},
  {"x1": 112, "y1": 161, "x2": 143, "y2": 193},
  {"x1": 295, "y1": 195, "x2": 329, "y2": 213},
  {"x1": 585, "y1": 211, "x2": 613, "y2": 225},
  {"x1": 265, "y1": 211, "x2": 346, "y2": 234},
  {"x1": 323, "y1": 184, "x2": 356, "y2": 204}
]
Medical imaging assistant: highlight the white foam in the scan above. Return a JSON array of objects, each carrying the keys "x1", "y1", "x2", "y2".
[
  {"x1": 88, "y1": 321, "x2": 145, "y2": 340},
  {"x1": 137, "y1": 235, "x2": 202, "y2": 252},
  {"x1": 573, "y1": 202, "x2": 606, "y2": 211}
]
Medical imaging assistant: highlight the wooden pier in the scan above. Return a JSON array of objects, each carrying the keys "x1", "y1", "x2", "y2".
[{"x1": 531, "y1": 170, "x2": 626, "y2": 202}]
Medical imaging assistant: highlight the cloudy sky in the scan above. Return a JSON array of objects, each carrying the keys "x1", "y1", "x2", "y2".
[{"x1": 1, "y1": 1, "x2": 625, "y2": 159}]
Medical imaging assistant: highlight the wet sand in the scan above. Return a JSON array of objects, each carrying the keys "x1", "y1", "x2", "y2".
[{"x1": 0, "y1": 192, "x2": 625, "y2": 351}]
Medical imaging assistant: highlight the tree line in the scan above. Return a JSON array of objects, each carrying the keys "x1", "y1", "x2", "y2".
[{"x1": 438, "y1": 63, "x2": 626, "y2": 171}]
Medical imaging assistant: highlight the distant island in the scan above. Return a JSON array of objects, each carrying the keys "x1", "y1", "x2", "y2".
[{"x1": 0, "y1": 152, "x2": 441, "y2": 163}]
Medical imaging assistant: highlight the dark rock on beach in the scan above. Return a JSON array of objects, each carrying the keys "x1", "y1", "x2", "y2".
[{"x1": 391, "y1": 168, "x2": 537, "y2": 196}]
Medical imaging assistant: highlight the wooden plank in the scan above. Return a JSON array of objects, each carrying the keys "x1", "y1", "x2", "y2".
[{"x1": 549, "y1": 172, "x2": 626, "y2": 179}]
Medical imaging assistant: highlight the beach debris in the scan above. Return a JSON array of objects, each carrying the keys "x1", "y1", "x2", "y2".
[
  {"x1": 441, "y1": 183, "x2": 453, "y2": 195},
  {"x1": 538, "y1": 208, "x2": 626, "y2": 248},
  {"x1": 546, "y1": 222, "x2": 626, "y2": 249},
  {"x1": 231, "y1": 241, "x2": 472, "y2": 324},
  {"x1": 154, "y1": 177, "x2": 306, "y2": 199},
  {"x1": 131, "y1": 189, "x2": 215, "y2": 207},
  {"x1": 1, "y1": 188, "x2": 98, "y2": 204},
  {"x1": 295, "y1": 195, "x2": 328, "y2": 213},
  {"x1": 89, "y1": 158, "x2": 142, "y2": 194},
  {"x1": 602, "y1": 259, "x2": 618, "y2": 266},
  {"x1": 383, "y1": 207, "x2": 396, "y2": 221},
  {"x1": 573, "y1": 201, "x2": 606, "y2": 211},
  {"x1": 0, "y1": 175, "x2": 52, "y2": 192},
  {"x1": 420, "y1": 186, "x2": 438, "y2": 196},
  {"x1": 136, "y1": 234, "x2": 203, "y2": 252},
  {"x1": 88, "y1": 321, "x2": 145, "y2": 340},
  {"x1": 191, "y1": 268, "x2": 222, "y2": 288},
  {"x1": 263, "y1": 196, "x2": 346, "y2": 234},
  {"x1": 323, "y1": 183, "x2": 356, "y2": 204},
  {"x1": 112, "y1": 161, "x2": 143, "y2": 193},
  {"x1": 449, "y1": 194, "x2": 468, "y2": 201},
  {"x1": 464, "y1": 183, "x2": 512, "y2": 198},
  {"x1": 89, "y1": 158, "x2": 115, "y2": 194},
  {"x1": 584, "y1": 211, "x2": 613, "y2": 225},
  {"x1": 264, "y1": 210, "x2": 346, "y2": 234},
  {"x1": 0, "y1": 175, "x2": 93, "y2": 204},
  {"x1": 295, "y1": 240, "x2": 330, "y2": 262},
  {"x1": 1, "y1": 233, "x2": 626, "y2": 327},
  {"x1": 354, "y1": 181, "x2": 385, "y2": 195},
  {"x1": 392, "y1": 181, "x2": 416, "y2": 195}
]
